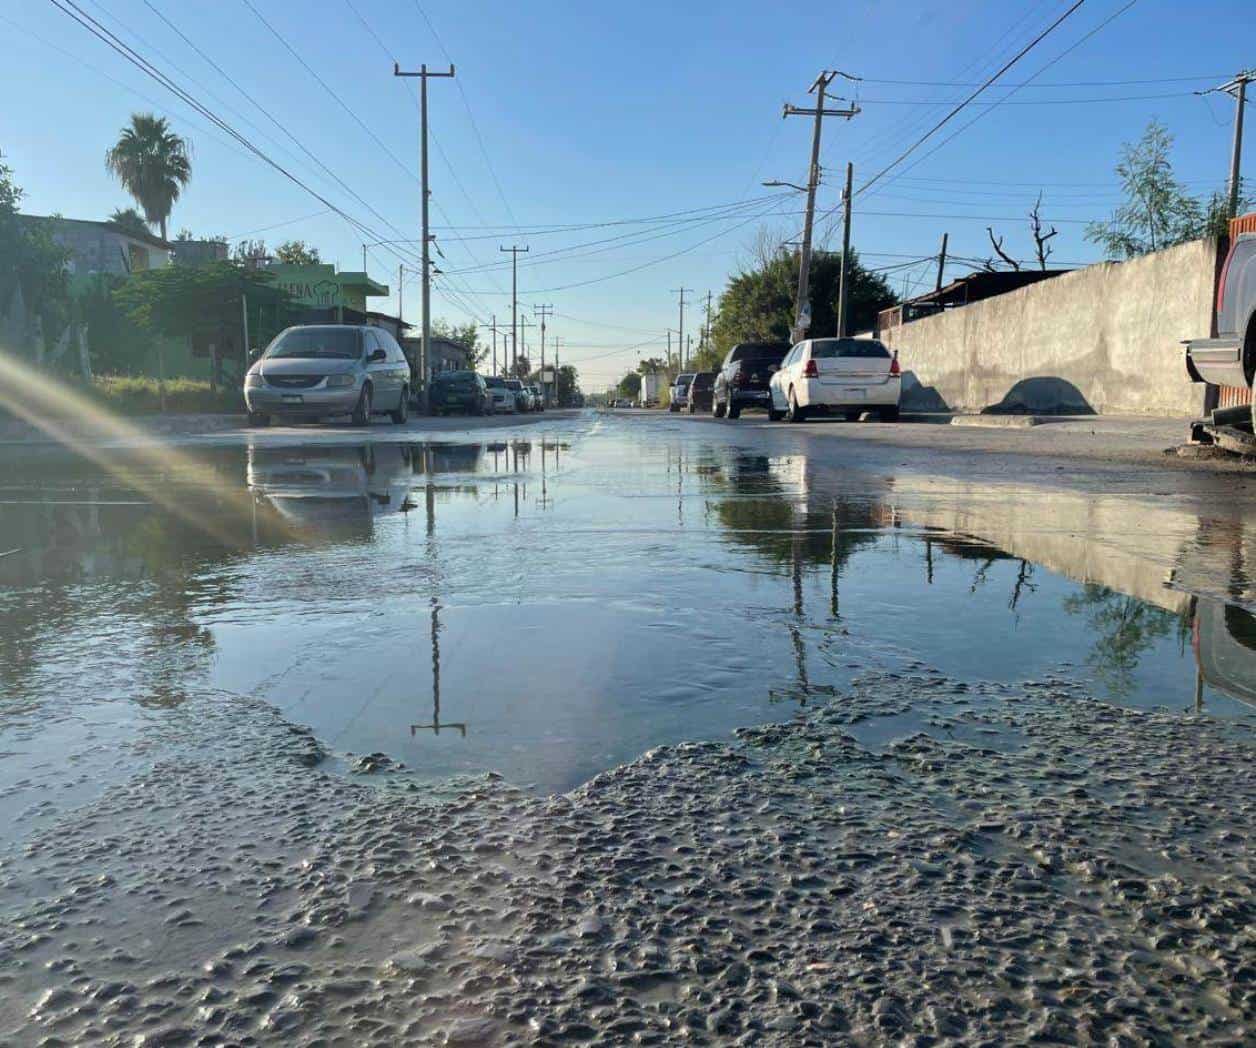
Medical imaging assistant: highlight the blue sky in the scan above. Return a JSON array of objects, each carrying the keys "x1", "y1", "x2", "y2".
[{"x1": 4, "y1": 0, "x2": 1253, "y2": 388}]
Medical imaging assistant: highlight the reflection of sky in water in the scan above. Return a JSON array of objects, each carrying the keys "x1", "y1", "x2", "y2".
[{"x1": 1, "y1": 424, "x2": 1253, "y2": 816}]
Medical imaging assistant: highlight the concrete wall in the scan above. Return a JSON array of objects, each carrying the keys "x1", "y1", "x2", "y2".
[{"x1": 876, "y1": 238, "x2": 1219, "y2": 416}]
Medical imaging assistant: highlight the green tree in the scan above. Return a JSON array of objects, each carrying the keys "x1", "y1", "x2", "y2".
[
  {"x1": 637, "y1": 357, "x2": 668, "y2": 374},
  {"x1": 555, "y1": 364, "x2": 580, "y2": 406},
  {"x1": 432, "y1": 319, "x2": 488, "y2": 368},
  {"x1": 109, "y1": 207, "x2": 152, "y2": 237},
  {"x1": 710, "y1": 244, "x2": 894, "y2": 358},
  {"x1": 81, "y1": 274, "x2": 155, "y2": 374},
  {"x1": 0, "y1": 163, "x2": 71, "y2": 341},
  {"x1": 1084, "y1": 121, "x2": 1210, "y2": 259},
  {"x1": 105, "y1": 114, "x2": 192, "y2": 241},
  {"x1": 274, "y1": 239, "x2": 321, "y2": 265},
  {"x1": 617, "y1": 371, "x2": 642, "y2": 398},
  {"x1": 114, "y1": 261, "x2": 289, "y2": 384}
]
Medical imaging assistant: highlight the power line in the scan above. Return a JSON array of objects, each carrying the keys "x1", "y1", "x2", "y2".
[
  {"x1": 852, "y1": 90, "x2": 1194, "y2": 105},
  {"x1": 858, "y1": 73, "x2": 1225, "y2": 88},
  {"x1": 49, "y1": 0, "x2": 428, "y2": 276},
  {"x1": 855, "y1": 0, "x2": 1089, "y2": 200}
]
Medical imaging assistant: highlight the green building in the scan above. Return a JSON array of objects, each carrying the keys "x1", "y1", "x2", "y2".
[{"x1": 263, "y1": 263, "x2": 389, "y2": 314}]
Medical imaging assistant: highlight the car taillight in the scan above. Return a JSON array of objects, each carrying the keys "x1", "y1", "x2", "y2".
[
  {"x1": 889, "y1": 352, "x2": 901, "y2": 376},
  {"x1": 803, "y1": 358, "x2": 819, "y2": 378}
]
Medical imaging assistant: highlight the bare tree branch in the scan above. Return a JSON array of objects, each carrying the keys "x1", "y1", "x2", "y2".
[
  {"x1": 1028, "y1": 192, "x2": 1059, "y2": 271},
  {"x1": 986, "y1": 227, "x2": 1020, "y2": 270}
]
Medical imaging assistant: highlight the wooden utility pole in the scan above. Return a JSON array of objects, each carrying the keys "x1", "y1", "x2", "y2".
[
  {"x1": 935, "y1": 232, "x2": 949, "y2": 291},
  {"x1": 703, "y1": 290, "x2": 713, "y2": 350},
  {"x1": 780, "y1": 71, "x2": 860, "y2": 343},
  {"x1": 517, "y1": 315, "x2": 534, "y2": 377},
  {"x1": 534, "y1": 303, "x2": 553, "y2": 403},
  {"x1": 394, "y1": 61, "x2": 455, "y2": 415},
  {"x1": 671, "y1": 288, "x2": 690, "y2": 369},
  {"x1": 500, "y1": 245, "x2": 529, "y2": 375},
  {"x1": 836, "y1": 162, "x2": 854, "y2": 338},
  {"x1": 490, "y1": 314, "x2": 498, "y2": 376}
]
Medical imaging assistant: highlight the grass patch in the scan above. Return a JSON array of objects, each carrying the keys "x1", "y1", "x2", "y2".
[{"x1": 87, "y1": 375, "x2": 243, "y2": 415}]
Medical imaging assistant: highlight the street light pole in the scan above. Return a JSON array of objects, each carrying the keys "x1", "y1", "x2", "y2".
[{"x1": 394, "y1": 61, "x2": 455, "y2": 415}]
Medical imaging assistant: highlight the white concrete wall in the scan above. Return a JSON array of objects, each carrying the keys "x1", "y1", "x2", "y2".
[{"x1": 876, "y1": 238, "x2": 1219, "y2": 416}]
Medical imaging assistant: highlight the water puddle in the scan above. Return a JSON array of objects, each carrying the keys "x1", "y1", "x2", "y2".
[{"x1": 1, "y1": 418, "x2": 1253, "y2": 836}]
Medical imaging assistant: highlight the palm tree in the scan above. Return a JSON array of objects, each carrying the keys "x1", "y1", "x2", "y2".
[
  {"x1": 108, "y1": 207, "x2": 151, "y2": 237},
  {"x1": 105, "y1": 114, "x2": 191, "y2": 242}
]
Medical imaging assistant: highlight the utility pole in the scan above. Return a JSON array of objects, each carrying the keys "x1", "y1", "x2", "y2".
[
  {"x1": 490, "y1": 314, "x2": 498, "y2": 377},
  {"x1": 500, "y1": 245, "x2": 529, "y2": 377},
  {"x1": 394, "y1": 61, "x2": 455, "y2": 415},
  {"x1": 553, "y1": 336, "x2": 562, "y2": 406},
  {"x1": 703, "y1": 290, "x2": 713, "y2": 350},
  {"x1": 836, "y1": 161, "x2": 854, "y2": 338},
  {"x1": 666, "y1": 330, "x2": 673, "y2": 371},
  {"x1": 935, "y1": 232, "x2": 949, "y2": 292},
  {"x1": 534, "y1": 303, "x2": 553, "y2": 403},
  {"x1": 776, "y1": 70, "x2": 860, "y2": 343},
  {"x1": 671, "y1": 288, "x2": 690, "y2": 370},
  {"x1": 517, "y1": 316, "x2": 534, "y2": 377},
  {"x1": 398, "y1": 264, "x2": 405, "y2": 328}
]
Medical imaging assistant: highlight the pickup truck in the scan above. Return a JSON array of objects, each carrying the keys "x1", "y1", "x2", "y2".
[{"x1": 1186, "y1": 224, "x2": 1256, "y2": 418}]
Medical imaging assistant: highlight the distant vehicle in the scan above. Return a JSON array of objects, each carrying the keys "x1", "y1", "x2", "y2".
[
  {"x1": 639, "y1": 372, "x2": 663, "y2": 407},
  {"x1": 244, "y1": 325, "x2": 411, "y2": 427},
  {"x1": 687, "y1": 371, "x2": 716, "y2": 414},
  {"x1": 484, "y1": 375, "x2": 517, "y2": 414},
  {"x1": 769, "y1": 337, "x2": 901, "y2": 423},
  {"x1": 505, "y1": 378, "x2": 530, "y2": 412},
  {"x1": 669, "y1": 372, "x2": 695, "y2": 412},
  {"x1": 527, "y1": 384, "x2": 545, "y2": 412},
  {"x1": 712, "y1": 341, "x2": 789, "y2": 419},
  {"x1": 430, "y1": 370, "x2": 491, "y2": 416},
  {"x1": 1186, "y1": 223, "x2": 1256, "y2": 425}
]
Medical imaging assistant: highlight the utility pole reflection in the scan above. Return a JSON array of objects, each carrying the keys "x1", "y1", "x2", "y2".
[{"x1": 411, "y1": 596, "x2": 467, "y2": 738}]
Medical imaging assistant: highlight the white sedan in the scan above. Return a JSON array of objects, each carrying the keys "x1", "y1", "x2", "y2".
[{"x1": 768, "y1": 337, "x2": 901, "y2": 423}]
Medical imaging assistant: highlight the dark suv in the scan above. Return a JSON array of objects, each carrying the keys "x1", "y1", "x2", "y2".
[
  {"x1": 687, "y1": 371, "x2": 716, "y2": 413},
  {"x1": 712, "y1": 342, "x2": 789, "y2": 418},
  {"x1": 431, "y1": 370, "x2": 490, "y2": 415}
]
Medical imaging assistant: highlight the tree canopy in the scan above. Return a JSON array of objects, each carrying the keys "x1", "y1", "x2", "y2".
[
  {"x1": 113, "y1": 260, "x2": 287, "y2": 341},
  {"x1": 274, "y1": 239, "x2": 321, "y2": 265},
  {"x1": 0, "y1": 163, "x2": 71, "y2": 338},
  {"x1": 617, "y1": 371, "x2": 642, "y2": 398},
  {"x1": 1085, "y1": 120, "x2": 1252, "y2": 259},
  {"x1": 109, "y1": 207, "x2": 152, "y2": 237},
  {"x1": 105, "y1": 114, "x2": 192, "y2": 241},
  {"x1": 706, "y1": 243, "x2": 895, "y2": 369}
]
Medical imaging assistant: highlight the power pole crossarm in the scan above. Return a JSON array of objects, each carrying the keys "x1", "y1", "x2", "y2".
[{"x1": 394, "y1": 62, "x2": 455, "y2": 416}]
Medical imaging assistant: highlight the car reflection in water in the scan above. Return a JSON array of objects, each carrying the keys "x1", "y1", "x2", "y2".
[
  {"x1": 1194, "y1": 598, "x2": 1256, "y2": 710},
  {"x1": 246, "y1": 443, "x2": 419, "y2": 537}
]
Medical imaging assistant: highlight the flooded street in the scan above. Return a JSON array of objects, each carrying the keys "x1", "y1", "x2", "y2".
[{"x1": 1, "y1": 411, "x2": 1255, "y2": 1043}]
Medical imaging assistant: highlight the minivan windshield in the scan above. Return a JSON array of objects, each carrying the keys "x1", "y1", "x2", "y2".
[{"x1": 266, "y1": 328, "x2": 361, "y2": 360}]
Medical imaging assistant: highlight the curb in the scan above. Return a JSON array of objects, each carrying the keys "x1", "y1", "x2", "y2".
[{"x1": 949, "y1": 415, "x2": 1043, "y2": 429}]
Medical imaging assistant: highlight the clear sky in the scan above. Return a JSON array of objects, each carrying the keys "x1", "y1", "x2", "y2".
[{"x1": 4, "y1": 0, "x2": 1254, "y2": 389}]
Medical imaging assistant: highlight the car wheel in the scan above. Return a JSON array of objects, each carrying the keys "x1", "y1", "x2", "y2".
[
  {"x1": 727, "y1": 401, "x2": 741, "y2": 419},
  {"x1": 351, "y1": 384, "x2": 372, "y2": 427},
  {"x1": 390, "y1": 385, "x2": 409, "y2": 424},
  {"x1": 768, "y1": 405, "x2": 785, "y2": 422},
  {"x1": 881, "y1": 405, "x2": 900, "y2": 422},
  {"x1": 844, "y1": 409, "x2": 862, "y2": 422},
  {"x1": 786, "y1": 387, "x2": 808, "y2": 423},
  {"x1": 688, "y1": 402, "x2": 696, "y2": 415},
  {"x1": 247, "y1": 410, "x2": 270, "y2": 428},
  {"x1": 712, "y1": 397, "x2": 725, "y2": 419}
]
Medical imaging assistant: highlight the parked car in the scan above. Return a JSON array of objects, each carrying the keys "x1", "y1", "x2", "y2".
[
  {"x1": 687, "y1": 371, "x2": 716, "y2": 414},
  {"x1": 244, "y1": 325, "x2": 411, "y2": 427},
  {"x1": 527, "y1": 384, "x2": 545, "y2": 412},
  {"x1": 669, "y1": 372, "x2": 695, "y2": 412},
  {"x1": 711, "y1": 342, "x2": 789, "y2": 419},
  {"x1": 505, "y1": 378, "x2": 530, "y2": 412},
  {"x1": 1186, "y1": 225, "x2": 1256, "y2": 425},
  {"x1": 769, "y1": 337, "x2": 901, "y2": 423},
  {"x1": 484, "y1": 375, "x2": 517, "y2": 414},
  {"x1": 431, "y1": 370, "x2": 491, "y2": 416}
]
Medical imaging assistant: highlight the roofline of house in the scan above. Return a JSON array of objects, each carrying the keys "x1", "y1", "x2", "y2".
[{"x1": 18, "y1": 213, "x2": 174, "y2": 252}]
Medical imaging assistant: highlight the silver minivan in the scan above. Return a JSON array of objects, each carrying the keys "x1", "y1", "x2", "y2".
[{"x1": 244, "y1": 325, "x2": 412, "y2": 427}]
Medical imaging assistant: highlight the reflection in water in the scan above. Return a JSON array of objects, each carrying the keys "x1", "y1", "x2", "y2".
[
  {"x1": 1061, "y1": 586, "x2": 1190, "y2": 699},
  {"x1": 1, "y1": 426, "x2": 1254, "y2": 814}
]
